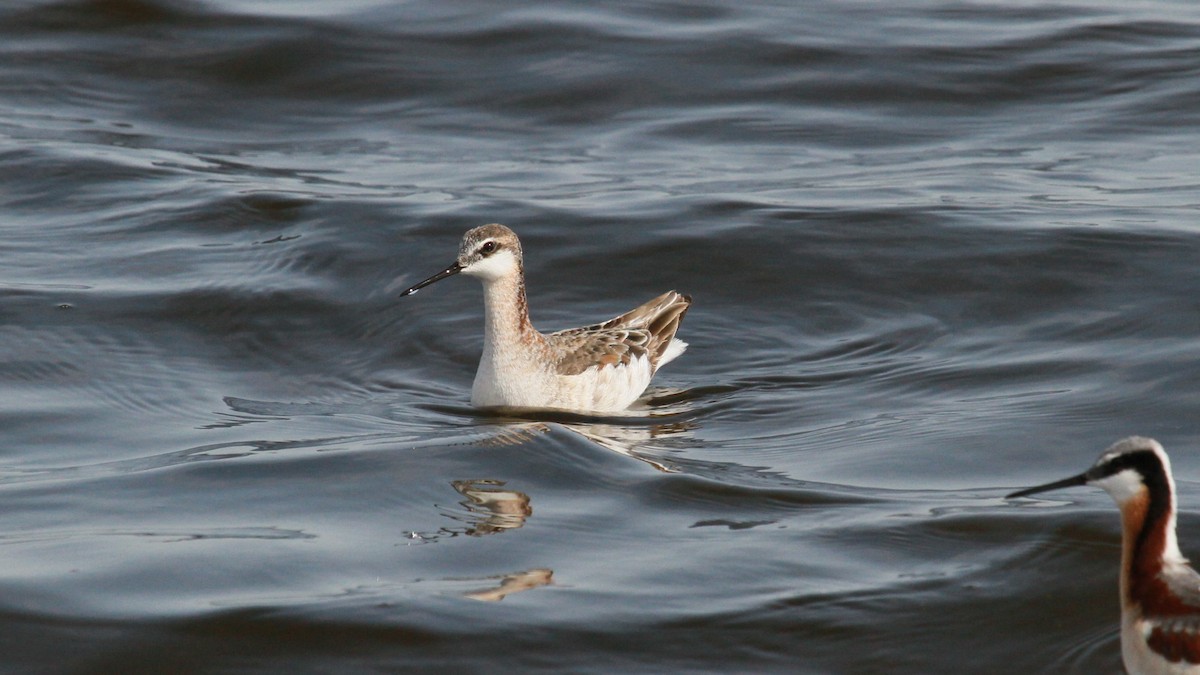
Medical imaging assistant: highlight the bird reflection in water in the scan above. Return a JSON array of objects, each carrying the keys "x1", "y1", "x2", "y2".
[
  {"x1": 447, "y1": 478, "x2": 533, "y2": 536},
  {"x1": 411, "y1": 404, "x2": 695, "y2": 601},
  {"x1": 473, "y1": 406, "x2": 697, "y2": 474},
  {"x1": 561, "y1": 419, "x2": 694, "y2": 473},
  {"x1": 463, "y1": 568, "x2": 554, "y2": 602},
  {"x1": 404, "y1": 478, "x2": 532, "y2": 544}
]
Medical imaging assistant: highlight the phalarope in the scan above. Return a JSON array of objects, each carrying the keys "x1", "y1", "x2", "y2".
[
  {"x1": 400, "y1": 224, "x2": 691, "y2": 413},
  {"x1": 1008, "y1": 437, "x2": 1200, "y2": 675}
]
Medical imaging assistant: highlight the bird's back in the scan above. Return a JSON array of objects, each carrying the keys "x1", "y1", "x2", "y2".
[{"x1": 547, "y1": 291, "x2": 691, "y2": 376}]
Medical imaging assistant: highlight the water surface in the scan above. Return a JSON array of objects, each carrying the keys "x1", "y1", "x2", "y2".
[{"x1": 2, "y1": 0, "x2": 1200, "y2": 672}]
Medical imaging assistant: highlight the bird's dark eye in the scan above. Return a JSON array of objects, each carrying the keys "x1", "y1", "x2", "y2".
[{"x1": 480, "y1": 241, "x2": 496, "y2": 255}]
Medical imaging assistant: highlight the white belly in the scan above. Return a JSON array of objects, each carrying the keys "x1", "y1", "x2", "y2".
[{"x1": 471, "y1": 352, "x2": 654, "y2": 413}]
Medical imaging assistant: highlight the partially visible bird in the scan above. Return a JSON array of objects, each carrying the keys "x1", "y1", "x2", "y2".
[{"x1": 1008, "y1": 436, "x2": 1200, "y2": 674}]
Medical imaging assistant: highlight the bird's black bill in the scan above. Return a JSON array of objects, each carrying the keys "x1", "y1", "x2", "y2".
[
  {"x1": 1005, "y1": 472, "x2": 1089, "y2": 499},
  {"x1": 399, "y1": 262, "x2": 462, "y2": 297}
]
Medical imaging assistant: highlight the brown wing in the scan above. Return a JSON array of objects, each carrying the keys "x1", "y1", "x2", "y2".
[
  {"x1": 548, "y1": 291, "x2": 690, "y2": 375},
  {"x1": 599, "y1": 291, "x2": 690, "y2": 330},
  {"x1": 1146, "y1": 617, "x2": 1200, "y2": 664},
  {"x1": 1143, "y1": 566, "x2": 1200, "y2": 664},
  {"x1": 547, "y1": 327, "x2": 652, "y2": 376}
]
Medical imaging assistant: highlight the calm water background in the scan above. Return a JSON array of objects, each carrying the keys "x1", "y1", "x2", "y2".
[{"x1": 2, "y1": 0, "x2": 1199, "y2": 672}]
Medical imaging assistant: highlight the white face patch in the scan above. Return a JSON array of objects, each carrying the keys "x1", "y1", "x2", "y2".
[
  {"x1": 461, "y1": 249, "x2": 518, "y2": 282},
  {"x1": 1091, "y1": 468, "x2": 1147, "y2": 506}
]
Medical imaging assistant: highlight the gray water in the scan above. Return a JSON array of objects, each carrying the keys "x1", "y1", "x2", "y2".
[{"x1": 2, "y1": 0, "x2": 1200, "y2": 672}]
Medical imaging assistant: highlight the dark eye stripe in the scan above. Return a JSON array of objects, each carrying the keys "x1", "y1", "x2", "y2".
[{"x1": 1100, "y1": 450, "x2": 1157, "y2": 477}]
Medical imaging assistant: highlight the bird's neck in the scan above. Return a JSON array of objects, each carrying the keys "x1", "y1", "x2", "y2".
[
  {"x1": 1121, "y1": 488, "x2": 1186, "y2": 612},
  {"x1": 479, "y1": 272, "x2": 539, "y2": 357}
]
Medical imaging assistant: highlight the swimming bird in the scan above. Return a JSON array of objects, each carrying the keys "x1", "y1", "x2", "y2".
[
  {"x1": 1007, "y1": 436, "x2": 1200, "y2": 675},
  {"x1": 400, "y1": 224, "x2": 690, "y2": 413}
]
